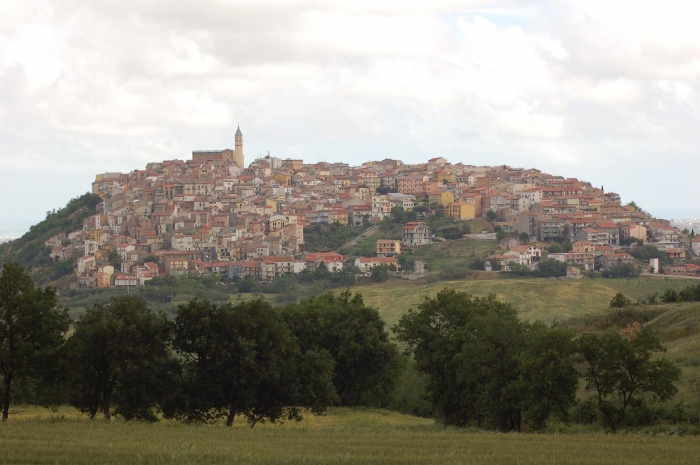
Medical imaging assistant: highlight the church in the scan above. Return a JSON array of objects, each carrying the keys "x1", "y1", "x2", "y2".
[{"x1": 191, "y1": 126, "x2": 244, "y2": 167}]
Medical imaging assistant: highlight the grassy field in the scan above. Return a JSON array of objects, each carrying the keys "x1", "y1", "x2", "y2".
[
  {"x1": 408, "y1": 237, "x2": 496, "y2": 271},
  {"x1": 350, "y1": 276, "x2": 694, "y2": 329},
  {"x1": 1, "y1": 406, "x2": 699, "y2": 464}
]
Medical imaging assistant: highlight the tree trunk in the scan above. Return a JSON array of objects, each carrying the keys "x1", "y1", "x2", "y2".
[
  {"x1": 103, "y1": 388, "x2": 114, "y2": 421},
  {"x1": 226, "y1": 408, "x2": 236, "y2": 427},
  {"x1": 2, "y1": 374, "x2": 12, "y2": 421}
]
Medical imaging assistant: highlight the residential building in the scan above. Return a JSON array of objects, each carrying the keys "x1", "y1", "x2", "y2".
[
  {"x1": 402, "y1": 222, "x2": 431, "y2": 246},
  {"x1": 376, "y1": 239, "x2": 402, "y2": 257}
]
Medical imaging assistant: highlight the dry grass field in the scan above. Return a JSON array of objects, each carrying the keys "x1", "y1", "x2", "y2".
[
  {"x1": 350, "y1": 276, "x2": 693, "y2": 329},
  {"x1": 1, "y1": 406, "x2": 699, "y2": 464}
]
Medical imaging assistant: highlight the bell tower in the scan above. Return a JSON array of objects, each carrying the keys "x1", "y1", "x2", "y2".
[{"x1": 234, "y1": 126, "x2": 244, "y2": 167}]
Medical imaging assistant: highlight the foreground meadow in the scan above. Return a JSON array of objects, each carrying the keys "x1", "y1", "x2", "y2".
[{"x1": 1, "y1": 407, "x2": 698, "y2": 464}]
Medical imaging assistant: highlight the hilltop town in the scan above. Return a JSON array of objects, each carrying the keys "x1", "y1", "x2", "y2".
[{"x1": 38, "y1": 127, "x2": 700, "y2": 289}]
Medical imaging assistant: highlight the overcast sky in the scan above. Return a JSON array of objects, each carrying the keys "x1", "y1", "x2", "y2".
[{"x1": 1, "y1": 0, "x2": 699, "y2": 235}]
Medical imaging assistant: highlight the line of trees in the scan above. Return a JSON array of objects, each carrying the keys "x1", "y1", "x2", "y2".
[
  {"x1": 614, "y1": 283, "x2": 700, "y2": 307},
  {"x1": 394, "y1": 289, "x2": 681, "y2": 433},
  {"x1": 0, "y1": 263, "x2": 685, "y2": 432},
  {"x1": 0, "y1": 263, "x2": 400, "y2": 426}
]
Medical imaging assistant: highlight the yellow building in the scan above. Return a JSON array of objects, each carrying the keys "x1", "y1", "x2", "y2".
[
  {"x1": 331, "y1": 209, "x2": 349, "y2": 226},
  {"x1": 434, "y1": 171, "x2": 455, "y2": 183},
  {"x1": 266, "y1": 197, "x2": 286, "y2": 213},
  {"x1": 273, "y1": 173, "x2": 292, "y2": 185},
  {"x1": 86, "y1": 230, "x2": 100, "y2": 242},
  {"x1": 448, "y1": 202, "x2": 476, "y2": 220},
  {"x1": 269, "y1": 214, "x2": 288, "y2": 232},
  {"x1": 376, "y1": 239, "x2": 401, "y2": 257},
  {"x1": 427, "y1": 190, "x2": 455, "y2": 207}
]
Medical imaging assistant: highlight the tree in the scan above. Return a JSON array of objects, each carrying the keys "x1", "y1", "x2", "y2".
[
  {"x1": 108, "y1": 250, "x2": 121, "y2": 268},
  {"x1": 661, "y1": 288, "x2": 679, "y2": 303},
  {"x1": 496, "y1": 230, "x2": 508, "y2": 241},
  {"x1": 602, "y1": 263, "x2": 641, "y2": 279},
  {"x1": 0, "y1": 263, "x2": 69, "y2": 420},
  {"x1": 519, "y1": 232, "x2": 530, "y2": 243},
  {"x1": 394, "y1": 289, "x2": 526, "y2": 430},
  {"x1": 433, "y1": 204, "x2": 445, "y2": 219},
  {"x1": 64, "y1": 296, "x2": 175, "y2": 421},
  {"x1": 236, "y1": 274, "x2": 260, "y2": 293},
  {"x1": 390, "y1": 206, "x2": 407, "y2": 224},
  {"x1": 578, "y1": 327, "x2": 681, "y2": 433},
  {"x1": 371, "y1": 264, "x2": 389, "y2": 282},
  {"x1": 537, "y1": 258, "x2": 567, "y2": 278},
  {"x1": 395, "y1": 289, "x2": 581, "y2": 431},
  {"x1": 620, "y1": 237, "x2": 644, "y2": 247},
  {"x1": 609, "y1": 292, "x2": 632, "y2": 308},
  {"x1": 170, "y1": 299, "x2": 336, "y2": 427},
  {"x1": 511, "y1": 323, "x2": 579, "y2": 430},
  {"x1": 486, "y1": 210, "x2": 497, "y2": 221},
  {"x1": 629, "y1": 245, "x2": 666, "y2": 263},
  {"x1": 547, "y1": 243, "x2": 562, "y2": 254},
  {"x1": 282, "y1": 291, "x2": 401, "y2": 407}
]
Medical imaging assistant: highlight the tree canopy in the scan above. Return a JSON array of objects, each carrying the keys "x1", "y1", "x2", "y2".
[
  {"x1": 578, "y1": 326, "x2": 681, "y2": 433},
  {"x1": 64, "y1": 295, "x2": 175, "y2": 421},
  {"x1": 168, "y1": 299, "x2": 337, "y2": 427},
  {"x1": 394, "y1": 289, "x2": 578, "y2": 431},
  {"x1": 0, "y1": 262, "x2": 69, "y2": 420},
  {"x1": 282, "y1": 291, "x2": 401, "y2": 407}
]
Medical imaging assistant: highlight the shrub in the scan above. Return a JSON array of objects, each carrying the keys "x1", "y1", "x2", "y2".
[{"x1": 610, "y1": 292, "x2": 632, "y2": 308}]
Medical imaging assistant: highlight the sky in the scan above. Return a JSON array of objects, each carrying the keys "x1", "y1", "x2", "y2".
[{"x1": 1, "y1": 0, "x2": 700, "y2": 235}]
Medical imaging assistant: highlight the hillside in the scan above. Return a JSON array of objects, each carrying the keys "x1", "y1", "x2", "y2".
[
  {"x1": 0, "y1": 193, "x2": 101, "y2": 284},
  {"x1": 561, "y1": 301, "x2": 700, "y2": 406},
  {"x1": 350, "y1": 276, "x2": 694, "y2": 329}
]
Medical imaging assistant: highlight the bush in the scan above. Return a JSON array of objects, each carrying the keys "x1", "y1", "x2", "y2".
[
  {"x1": 439, "y1": 265, "x2": 473, "y2": 280},
  {"x1": 537, "y1": 258, "x2": 567, "y2": 278},
  {"x1": 387, "y1": 361, "x2": 434, "y2": 418},
  {"x1": 662, "y1": 289, "x2": 679, "y2": 303},
  {"x1": 601, "y1": 262, "x2": 641, "y2": 279},
  {"x1": 570, "y1": 398, "x2": 599, "y2": 425},
  {"x1": 610, "y1": 292, "x2": 632, "y2": 308}
]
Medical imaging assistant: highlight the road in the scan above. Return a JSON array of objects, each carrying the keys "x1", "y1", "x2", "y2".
[
  {"x1": 341, "y1": 226, "x2": 380, "y2": 249},
  {"x1": 464, "y1": 232, "x2": 497, "y2": 240}
]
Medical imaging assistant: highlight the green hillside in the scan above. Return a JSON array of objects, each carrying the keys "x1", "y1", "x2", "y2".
[
  {"x1": 0, "y1": 193, "x2": 101, "y2": 284},
  {"x1": 350, "y1": 276, "x2": 693, "y2": 329}
]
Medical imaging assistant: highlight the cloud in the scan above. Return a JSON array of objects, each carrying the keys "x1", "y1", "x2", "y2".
[{"x1": 1, "y1": 0, "x2": 699, "y2": 228}]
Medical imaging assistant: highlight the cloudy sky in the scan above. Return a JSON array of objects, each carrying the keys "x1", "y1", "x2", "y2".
[{"x1": 1, "y1": 0, "x2": 699, "y2": 234}]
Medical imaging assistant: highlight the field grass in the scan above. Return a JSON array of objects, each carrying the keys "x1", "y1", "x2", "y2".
[
  {"x1": 1, "y1": 406, "x2": 699, "y2": 464},
  {"x1": 645, "y1": 302, "x2": 700, "y2": 401},
  {"x1": 408, "y1": 237, "x2": 496, "y2": 271},
  {"x1": 350, "y1": 276, "x2": 694, "y2": 329}
]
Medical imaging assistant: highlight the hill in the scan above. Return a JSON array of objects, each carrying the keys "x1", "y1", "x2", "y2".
[
  {"x1": 0, "y1": 193, "x2": 101, "y2": 284},
  {"x1": 350, "y1": 276, "x2": 693, "y2": 329}
]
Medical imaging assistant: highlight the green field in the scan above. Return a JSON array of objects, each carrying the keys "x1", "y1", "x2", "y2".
[
  {"x1": 1, "y1": 406, "x2": 699, "y2": 464},
  {"x1": 350, "y1": 276, "x2": 694, "y2": 329}
]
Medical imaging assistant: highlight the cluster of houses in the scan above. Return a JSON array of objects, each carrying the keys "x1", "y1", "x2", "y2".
[
  {"x1": 486, "y1": 217, "x2": 699, "y2": 277},
  {"x1": 44, "y1": 128, "x2": 698, "y2": 287}
]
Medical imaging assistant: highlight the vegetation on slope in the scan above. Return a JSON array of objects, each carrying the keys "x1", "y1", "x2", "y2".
[
  {"x1": 0, "y1": 193, "x2": 101, "y2": 283},
  {"x1": 302, "y1": 223, "x2": 364, "y2": 252}
]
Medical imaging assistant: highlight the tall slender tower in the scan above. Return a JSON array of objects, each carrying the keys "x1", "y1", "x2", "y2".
[{"x1": 234, "y1": 126, "x2": 244, "y2": 167}]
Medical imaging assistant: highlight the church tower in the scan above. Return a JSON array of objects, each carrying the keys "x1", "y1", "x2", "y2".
[{"x1": 234, "y1": 126, "x2": 244, "y2": 167}]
